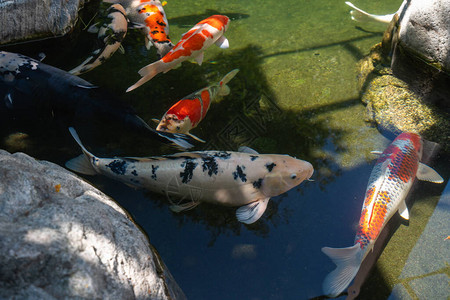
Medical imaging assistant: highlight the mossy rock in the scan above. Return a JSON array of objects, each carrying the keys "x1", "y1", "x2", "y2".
[{"x1": 358, "y1": 44, "x2": 450, "y2": 152}]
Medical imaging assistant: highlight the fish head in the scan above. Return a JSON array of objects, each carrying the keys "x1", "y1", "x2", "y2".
[
  {"x1": 156, "y1": 113, "x2": 192, "y2": 134},
  {"x1": 260, "y1": 156, "x2": 314, "y2": 197}
]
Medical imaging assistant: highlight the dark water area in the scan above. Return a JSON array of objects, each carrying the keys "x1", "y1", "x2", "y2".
[{"x1": 1, "y1": 0, "x2": 449, "y2": 299}]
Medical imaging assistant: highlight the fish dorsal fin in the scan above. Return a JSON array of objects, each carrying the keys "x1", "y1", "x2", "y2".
[
  {"x1": 194, "y1": 52, "x2": 204, "y2": 65},
  {"x1": 65, "y1": 154, "x2": 97, "y2": 175},
  {"x1": 416, "y1": 163, "x2": 444, "y2": 183},
  {"x1": 238, "y1": 146, "x2": 259, "y2": 154},
  {"x1": 398, "y1": 200, "x2": 409, "y2": 220},
  {"x1": 235, "y1": 198, "x2": 269, "y2": 224},
  {"x1": 215, "y1": 36, "x2": 229, "y2": 49}
]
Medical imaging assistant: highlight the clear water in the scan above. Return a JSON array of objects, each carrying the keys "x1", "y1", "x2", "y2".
[{"x1": 1, "y1": 0, "x2": 448, "y2": 299}]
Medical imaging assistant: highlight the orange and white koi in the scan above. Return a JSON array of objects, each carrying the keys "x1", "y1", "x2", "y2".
[
  {"x1": 128, "y1": 1, "x2": 173, "y2": 57},
  {"x1": 126, "y1": 14, "x2": 230, "y2": 92},
  {"x1": 102, "y1": 0, "x2": 173, "y2": 57},
  {"x1": 155, "y1": 69, "x2": 239, "y2": 142},
  {"x1": 321, "y1": 132, "x2": 443, "y2": 297},
  {"x1": 69, "y1": 4, "x2": 128, "y2": 75}
]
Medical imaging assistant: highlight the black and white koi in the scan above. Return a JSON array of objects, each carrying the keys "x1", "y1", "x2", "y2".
[
  {"x1": 66, "y1": 128, "x2": 314, "y2": 224},
  {"x1": 69, "y1": 4, "x2": 128, "y2": 75},
  {"x1": 0, "y1": 51, "x2": 196, "y2": 149}
]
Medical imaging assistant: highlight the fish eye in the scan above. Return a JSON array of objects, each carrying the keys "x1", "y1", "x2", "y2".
[{"x1": 290, "y1": 173, "x2": 297, "y2": 179}]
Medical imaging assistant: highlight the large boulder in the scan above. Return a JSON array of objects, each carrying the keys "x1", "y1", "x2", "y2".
[
  {"x1": 0, "y1": 150, "x2": 186, "y2": 300},
  {"x1": 0, "y1": 0, "x2": 92, "y2": 45},
  {"x1": 390, "y1": 0, "x2": 450, "y2": 108},
  {"x1": 395, "y1": 0, "x2": 450, "y2": 73},
  {"x1": 357, "y1": 0, "x2": 450, "y2": 150}
]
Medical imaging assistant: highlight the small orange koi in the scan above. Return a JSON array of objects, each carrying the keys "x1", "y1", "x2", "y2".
[
  {"x1": 155, "y1": 69, "x2": 239, "y2": 142},
  {"x1": 126, "y1": 15, "x2": 230, "y2": 92}
]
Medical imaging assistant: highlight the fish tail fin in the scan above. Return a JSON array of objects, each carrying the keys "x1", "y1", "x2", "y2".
[
  {"x1": 126, "y1": 61, "x2": 167, "y2": 92},
  {"x1": 345, "y1": 1, "x2": 393, "y2": 24},
  {"x1": 65, "y1": 127, "x2": 97, "y2": 175},
  {"x1": 321, "y1": 244, "x2": 364, "y2": 297},
  {"x1": 218, "y1": 69, "x2": 239, "y2": 96}
]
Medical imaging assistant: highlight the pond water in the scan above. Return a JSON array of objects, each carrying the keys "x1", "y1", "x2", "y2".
[{"x1": 1, "y1": 0, "x2": 448, "y2": 299}]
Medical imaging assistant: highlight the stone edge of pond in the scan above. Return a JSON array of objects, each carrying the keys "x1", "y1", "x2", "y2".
[{"x1": 0, "y1": 149, "x2": 186, "y2": 300}]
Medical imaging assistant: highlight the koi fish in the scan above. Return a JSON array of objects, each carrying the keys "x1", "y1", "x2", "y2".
[
  {"x1": 155, "y1": 69, "x2": 239, "y2": 142},
  {"x1": 345, "y1": 1, "x2": 406, "y2": 24},
  {"x1": 0, "y1": 51, "x2": 196, "y2": 149},
  {"x1": 66, "y1": 128, "x2": 314, "y2": 224},
  {"x1": 103, "y1": 0, "x2": 173, "y2": 57},
  {"x1": 69, "y1": 4, "x2": 128, "y2": 75},
  {"x1": 130, "y1": 1, "x2": 174, "y2": 57},
  {"x1": 126, "y1": 14, "x2": 230, "y2": 92},
  {"x1": 321, "y1": 132, "x2": 443, "y2": 297}
]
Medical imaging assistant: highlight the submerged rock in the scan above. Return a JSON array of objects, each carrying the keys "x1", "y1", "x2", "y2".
[
  {"x1": 0, "y1": 0, "x2": 91, "y2": 45},
  {"x1": 0, "y1": 150, "x2": 186, "y2": 300},
  {"x1": 357, "y1": 0, "x2": 450, "y2": 151}
]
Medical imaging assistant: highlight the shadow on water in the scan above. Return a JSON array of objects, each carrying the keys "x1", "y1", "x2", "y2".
[
  {"x1": 261, "y1": 33, "x2": 383, "y2": 61},
  {"x1": 114, "y1": 44, "x2": 352, "y2": 245}
]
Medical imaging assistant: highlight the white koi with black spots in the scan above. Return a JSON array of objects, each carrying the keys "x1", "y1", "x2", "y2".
[{"x1": 66, "y1": 128, "x2": 314, "y2": 224}]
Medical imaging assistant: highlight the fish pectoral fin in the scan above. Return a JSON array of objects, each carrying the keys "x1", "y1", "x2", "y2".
[
  {"x1": 151, "y1": 118, "x2": 161, "y2": 124},
  {"x1": 235, "y1": 198, "x2": 270, "y2": 224},
  {"x1": 187, "y1": 132, "x2": 206, "y2": 143},
  {"x1": 129, "y1": 22, "x2": 146, "y2": 29},
  {"x1": 238, "y1": 146, "x2": 259, "y2": 154},
  {"x1": 87, "y1": 23, "x2": 100, "y2": 33},
  {"x1": 370, "y1": 150, "x2": 383, "y2": 155},
  {"x1": 194, "y1": 52, "x2": 204, "y2": 65},
  {"x1": 416, "y1": 163, "x2": 444, "y2": 183},
  {"x1": 398, "y1": 200, "x2": 410, "y2": 220},
  {"x1": 65, "y1": 154, "x2": 97, "y2": 175},
  {"x1": 118, "y1": 44, "x2": 125, "y2": 54},
  {"x1": 215, "y1": 36, "x2": 229, "y2": 49},
  {"x1": 145, "y1": 36, "x2": 152, "y2": 50},
  {"x1": 4, "y1": 93, "x2": 14, "y2": 108},
  {"x1": 170, "y1": 201, "x2": 199, "y2": 213}
]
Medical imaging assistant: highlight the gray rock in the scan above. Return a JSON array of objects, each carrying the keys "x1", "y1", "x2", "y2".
[
  {"x1": 0, "y1": 0, "x2": 89, "y2": 45},
  {"x1": 396, "y1": 0, "x2": 450, "y2": 72},
  {"x1": 390, "y1": 0, "x2": 450, "y2": 108},
  {"x1": 0, "y1": 150, "x2": 186, "y2": 300}
]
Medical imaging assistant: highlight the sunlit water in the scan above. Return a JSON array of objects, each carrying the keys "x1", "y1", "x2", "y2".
[{"x1": 1, "y1": 0, "x2": 448, "y2": 299}]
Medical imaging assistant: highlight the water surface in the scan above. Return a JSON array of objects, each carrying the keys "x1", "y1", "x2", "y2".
[{"x1": 1, "y1": 0, "x2": 448, "y2": 299}]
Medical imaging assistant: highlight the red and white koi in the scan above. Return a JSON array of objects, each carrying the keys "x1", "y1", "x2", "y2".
[
  {"x1": 155, "y1": 69, "x2": 239, "y2": 142},
  {"x1": 66, "y1": 128, "x2": 314, "y2": 224},
  {"x1": 126, "y1": 14, "x2": 230, "y2": 92},
  {"x1": 321, "y1": 132, "x2": 443, "y2": 297},
  {"x1": 69, "y1": 4, "x2": 128, "y2": 75}
]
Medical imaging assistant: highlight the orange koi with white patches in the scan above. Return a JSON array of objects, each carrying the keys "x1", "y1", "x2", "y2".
[
  {"x1": 126, "y1": 15, "x2": 230, "y2": 92},
  {"x1": 321, "y1": 132, "x2": 443, "y2": 297},
  {"x1": 156, "y1": 69, "x2": 239, "y2": 140}
]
